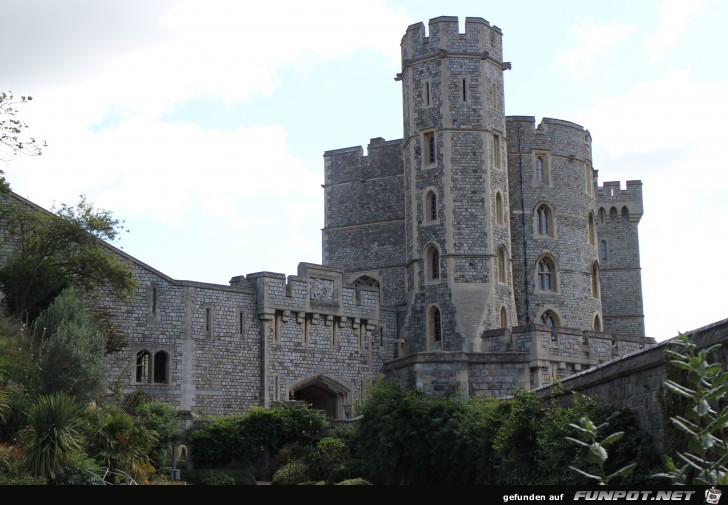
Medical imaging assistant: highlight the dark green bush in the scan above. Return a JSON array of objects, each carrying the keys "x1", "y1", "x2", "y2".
[
  {"x1": 354, "y1": 379, "x2": 662, "y2": 485},
  {"x1": 335, "y1": 477, "x2": 372, "y2": 485},
  {"x1": 188, "y1": 402, "x2": 327, "y2": 469},
  {"x1": 326, "y1": 458, "x2": 371, "y2": 485},
  {"x1": 306, "y1": 436, "x2": 350, "y2": 481},
  {"x1": 180, "y1": 468, "x2": 256, "y2": 485},
  {"x1": 271, "y1": 460, "x2": 311, "y2": 485}
]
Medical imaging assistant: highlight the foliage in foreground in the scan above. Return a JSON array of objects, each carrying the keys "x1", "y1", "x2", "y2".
[
  {"x1": 18, "y1": 392, "x2": 85, "y2": 484},
  {"x1": 354, "y1": 379, "x2": 662, "y2": 485},
  {"x1": 654, "y1": 333, "x2": 728, "y2": 485},
  {"x1": 187, "y1": 402, "x2": 327, "y2": 469}
]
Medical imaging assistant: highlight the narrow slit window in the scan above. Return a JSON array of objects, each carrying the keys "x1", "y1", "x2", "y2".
[
  {"x1": 430, "y1": 248, "x2": 440, "y2": 280},
  {"x1": 494, "y1": 134, "x2": 501, "y2": 168},
  {"x1": 462, "y1": 78, "x2": 467, "y2": 102}
]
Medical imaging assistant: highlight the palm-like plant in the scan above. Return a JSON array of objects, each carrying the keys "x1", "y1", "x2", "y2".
[
  {"x1": 85, "y1": 406, "x2": 158, "y2": 484},
  {"x1": 19, "y1": 392, "x2": 84, "y2": 484}
]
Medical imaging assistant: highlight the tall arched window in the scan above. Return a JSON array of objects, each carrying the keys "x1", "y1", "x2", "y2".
[
  {"x1": 593, "y1": 314, "x2": 602, "y2": 332},
  {"x1": 424, "y1": 132, "x2": 436, "y2": 166},
  {"x1": 621, "y1": 206, "x2": 630, "y2": 222},
  {"x1": 537, "y1": 257, "x2": 557, "y2": 291},
  {"x1": 429, "y1": 306, "x2": 442, "y2": 344},
  {"x1": 600, "y1": 240, "x2": 608, "y2": 261},
  {"x1": 496, "y1": 192, "x2": 504, "y2": 224},
  {"x1": 498, "y1": 246, "x2": 507, "y2": 283},
  {"x1": 136, "y1": 350, "x2": 151, "y2": 383},
  {"x1": 425, "y1": 191, "x2": 437, "y2": 222},
  {"x1": 588, "y1": 212, "x2": 596, "y2": 245},
  {"x1": 499, "y1": 307, "x2": 507, "y2": 329},
  {"x1": 609, "y1": 207, "x2": 618, "y2": 223},
  {"x1": 599, "y1": 208, "x2": 606, "y2": 224},
  {"x1": 154, "y1": 351, "x2": 169, "y2": 383},
  {"x1": 426, "y1": 245, "x2": 440, "y2": 282},
  {"x1": 591, "y1": 262, "x2": 600, "y2": 299},
  {"x1": 535, "y1": 204, "x2": 554, "y2": 237}
]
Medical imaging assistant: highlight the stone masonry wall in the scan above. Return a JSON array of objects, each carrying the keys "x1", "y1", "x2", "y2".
[
  {"x1": 536, "y1": 318, "x2": 728, "y2": 451},
  {"x1": 596, "y1": 181, "x2": 645, "y2": 336},
  {"x1": 506, "y1": 116, "x2": 603, "y2": 331}
]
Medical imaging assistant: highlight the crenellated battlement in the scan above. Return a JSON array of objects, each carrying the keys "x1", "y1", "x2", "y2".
[
  {"x1": 401, "y1": 16, "x2": 503, "y2": 66},
  {"x1": 596, "y1": 180, "x2": 643, "y2": 219},
  {"x1": 323, "y1": 137, "x2": 403, "y2": 186},
  {"x1": 506, "y1": 116, "x2": 592, "y2": 144}
]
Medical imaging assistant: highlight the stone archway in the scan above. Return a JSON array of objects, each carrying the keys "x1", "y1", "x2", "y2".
[{"x1": 289, "y1": 374, "x2": 352, "y2": 420}]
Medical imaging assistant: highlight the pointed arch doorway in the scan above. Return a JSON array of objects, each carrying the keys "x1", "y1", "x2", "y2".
[{"x1": 290, "y1": 374, "x2": 353, "y2": 420}]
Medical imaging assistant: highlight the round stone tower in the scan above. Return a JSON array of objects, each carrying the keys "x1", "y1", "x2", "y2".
[
  {"x1": 505, "y1": 116, "x2": 603, "y2": 331},
  {"x1": 399, "y1": 16, "x2": 516, "y2": 353}
]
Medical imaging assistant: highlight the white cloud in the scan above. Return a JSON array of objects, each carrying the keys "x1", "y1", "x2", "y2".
[
  {"x1": 574, "y1": 69, "x2": 728, "y2": 340},
  {"x1": 579, "y1": 70, "x2": 728, "y2": 164},
  {"x1": 7, "y1": 115, "x2": 318, "y2": 226},
  {"x1": 645, "y1": 0, "x2": 705, "y2": 63},
  {"x1": 555, "y1": 19, "x2": 636, "y2": 81}
]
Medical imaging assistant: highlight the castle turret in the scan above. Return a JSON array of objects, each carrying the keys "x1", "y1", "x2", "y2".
[
  {"x1": 400, "y1": 16, "x2": 516, "y2": 353},
  {"x1": 506, "y1": 116, "x2": 603, "y2": 332},
  {"x1": 595, "y1": 180, "x2": 645, "y2": 336}
]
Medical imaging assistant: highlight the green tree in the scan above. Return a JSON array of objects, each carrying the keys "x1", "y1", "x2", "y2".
[
  {"x1": 136, "y1": 400, "x2": 180, "y2": 471},
  {"x1": 32, "y1": 287, "x2": 107, "y2": 405},
  {"x1": 355, "y1": 378, "x2": 474, "y2": 485},
  {"x1": 0, "y1": 91, "x2": 46, "y2": 192},
  {"x1": 18, "y1": 392, "x2": 85, "y2": 484},
  {"x1": 0, "y1": 194, "x2": 138, "y2": 321}
]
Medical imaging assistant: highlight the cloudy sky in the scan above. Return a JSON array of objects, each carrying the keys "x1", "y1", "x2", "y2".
[{"x1": 2, "y1": 0, "x2": 726, "y2": 342}]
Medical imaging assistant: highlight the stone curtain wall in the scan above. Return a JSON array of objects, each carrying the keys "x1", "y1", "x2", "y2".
[{"x1": 535, "y1": 318, "x2": 728, "y2": 450}]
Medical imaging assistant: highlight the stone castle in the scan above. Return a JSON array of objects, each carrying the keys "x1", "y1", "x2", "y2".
[{"x1": 0, "y1": 16, "x2": 655, "y2": 422}]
